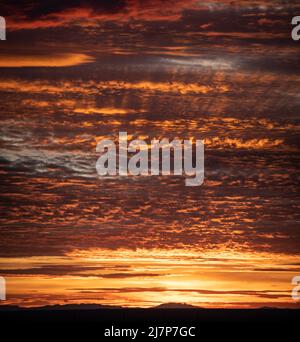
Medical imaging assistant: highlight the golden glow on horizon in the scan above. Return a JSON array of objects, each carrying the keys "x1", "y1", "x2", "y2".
[{"x1": 1, "y1": 248, "x2": 299, "y2": 308}]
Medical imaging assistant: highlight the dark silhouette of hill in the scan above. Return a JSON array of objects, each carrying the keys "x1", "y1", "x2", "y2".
[
  {"x1": 0, "y1": 303, "x2": 124, "y2": 311},
  {"x1": 1, "y1": 302, "x2": 299, "y2": 311},
  {"x1": 1, "y1": 304, "x2": 299, "y2": 339},
  {"x1": 0, "y1": 303, "x2": 299, "y2": 323},
  {"x1": 0, "y1": 302, "x2": 201, "y2": 311},
  {"x1": 153, "y1": 302, "x2": 199, "y2": 309},
  {"x1": 0, "y1": 303, "x2": 299, "y2": 339},
  {"x1": 31, "y1": 303, "x2": 124, "y2": 310}
]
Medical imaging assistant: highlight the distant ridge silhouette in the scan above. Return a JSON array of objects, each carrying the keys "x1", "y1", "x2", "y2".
[
  {"x1": 0, "y1": 303, "x2": 201, "y2": 311},
  {"x1": 2, "y1": 302, "x2": 298, "y2": 311},
  {"x1": 0, "y1": 303, "x2": 123, "y2": 311},
  {"x1": 153, "y1": 302, "x2": 200, "y2": 309}
]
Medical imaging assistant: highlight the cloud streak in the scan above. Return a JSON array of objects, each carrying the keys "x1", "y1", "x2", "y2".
[{"x1": 0, "y1": 53, "x2": 95, "y2": 67}]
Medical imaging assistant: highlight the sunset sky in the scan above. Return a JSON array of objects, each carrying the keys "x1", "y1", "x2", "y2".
[{"x1": 0, "y1": 0, "x2": 300, "y2": 308}]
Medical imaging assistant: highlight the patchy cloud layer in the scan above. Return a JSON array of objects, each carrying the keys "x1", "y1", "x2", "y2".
[{"x1": 0, "y1": 0, "x2": 299, "y2": 308}]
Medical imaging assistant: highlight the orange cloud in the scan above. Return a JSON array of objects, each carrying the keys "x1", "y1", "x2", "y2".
[
  {"x1": 205, "y1": 137, "x2": 285, "y2": 150},
  {"x1": 74, "y1": 107, "x2": 146, "y2": 115},
  {"x1": 0, "y1": 78, "x2": 228, "y2": 95},
  {"x1": 0, "y1": 53, "x2": 95, "y2": 67}
]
